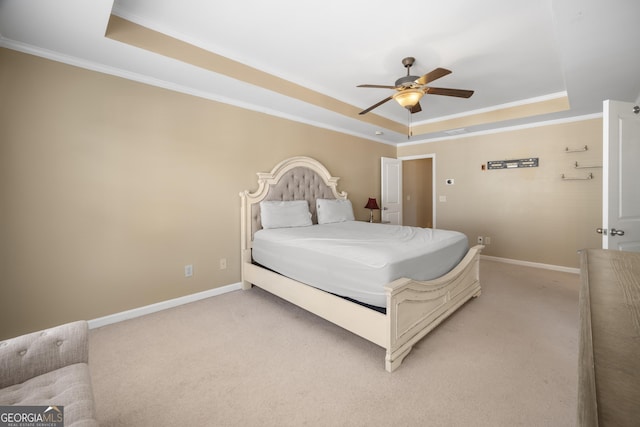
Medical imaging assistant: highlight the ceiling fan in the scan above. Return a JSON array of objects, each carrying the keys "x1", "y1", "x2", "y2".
[{"x1": 357, "y1": 57, "x2": 474, "y2": 115}]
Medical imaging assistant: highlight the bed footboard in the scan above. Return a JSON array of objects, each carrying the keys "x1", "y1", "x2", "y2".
[
  {"x1": 242, "y1": 244, "x2": 483, "y2": 373},
  {"x1": 384, "y1": 245, "x2": 483, "y2": 372}
]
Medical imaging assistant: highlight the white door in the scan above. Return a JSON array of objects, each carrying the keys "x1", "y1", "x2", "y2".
[
  {"x1": 381, "y1": 157, "x2": 402, "y2": 225},
  {"x1": 601, "y1": 100, "x2": 640, "y2": 251}
]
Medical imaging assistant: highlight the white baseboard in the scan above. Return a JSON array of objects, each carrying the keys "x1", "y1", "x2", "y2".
[
  {"x1": 481, "y1": 255, "x2": 580, "y2": 275},
  {"x1": 88, "y1": 282, "x2": 242, "y2": 329},
  {"x1": 88, "y1": 256, "x2": 578, "y2": 330}
]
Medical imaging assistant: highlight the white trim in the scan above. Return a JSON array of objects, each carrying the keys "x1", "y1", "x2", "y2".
[
  {"x1": 415, "y1": 92, "x2": 569, "y2": 125},
  {"x1": 86, "y1": 256, "x2": 577, "y2": 331},
  {"x1": 398, "y1": 112, "x2": 603, "y2": 147},
  {"x1": 0, "y1": 37, "x2": 602, "y2": 147},
  {"x1": 481, "y1": 255, "x2": 580, "y2": 275},
  {"x1": 0, "y1": 39, "x2": 395, "y2": 146},
  {"x1": 88, "y1": 283, "x2": 242, "y2": 329}
]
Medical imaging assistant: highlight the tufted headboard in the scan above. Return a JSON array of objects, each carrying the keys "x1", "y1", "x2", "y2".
[{"x1": 240, "y1": 157, "x2": 347, "y2": 250}]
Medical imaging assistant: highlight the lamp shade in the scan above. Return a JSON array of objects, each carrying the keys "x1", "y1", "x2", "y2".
[
  {"x1": 364, "y1": 197, "x2": 380, "y2": 210},
  {"x1": 393, "y1": 89, "x2": 424, "y2": 108}
]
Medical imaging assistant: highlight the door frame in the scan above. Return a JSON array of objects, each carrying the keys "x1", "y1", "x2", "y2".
[{"x1": 397, "y1": 153, "x2": 437, "y2": 228}]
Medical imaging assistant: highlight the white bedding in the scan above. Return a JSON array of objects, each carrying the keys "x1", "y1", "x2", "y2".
[{"x1": 251, "y1": 221, "x2": 469, "y2": 308}]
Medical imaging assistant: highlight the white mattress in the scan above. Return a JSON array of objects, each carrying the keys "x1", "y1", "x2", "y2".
[{"x1": 252, "y1": 221, "x2": 469, "y2": 308}]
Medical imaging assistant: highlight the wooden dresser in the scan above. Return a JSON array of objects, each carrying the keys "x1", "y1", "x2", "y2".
[{"x1": 578, "y1": 249, "x2": 640, "y2": 426}]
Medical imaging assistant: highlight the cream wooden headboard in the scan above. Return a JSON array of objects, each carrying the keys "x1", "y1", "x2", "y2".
[{"x1": 240, "y1": 156, "x2": 347, "y2": 250}]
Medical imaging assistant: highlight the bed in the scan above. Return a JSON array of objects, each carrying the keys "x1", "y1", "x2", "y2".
[{"x1": 240, "y1": 156, "x2": 483, "y2": 372}]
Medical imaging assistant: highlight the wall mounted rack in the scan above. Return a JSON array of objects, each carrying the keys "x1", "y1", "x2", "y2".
[
  {"x1": 487, "y1": 157, "x2": 538, "y2": 170},
  {"x1": 561, "y1": 173, "x2": 593, "y2": 180},
  {"x1": 565, "y1": 145, "x2": 588, "y2": 152},
  {"x1": 574, "y1": 161, "x2": 602, "y2": 169}
]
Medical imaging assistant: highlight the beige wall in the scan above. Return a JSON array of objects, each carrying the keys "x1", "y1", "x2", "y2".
[
  {"x1": 0, "y1": 48, "x2": 395, "y2": 339},
  {"x1": 0, "y1": 47, "x2": 604, "y2": 340},
  {"x1": 398, "y1": 119, "x2": 603, "y2": 268}
]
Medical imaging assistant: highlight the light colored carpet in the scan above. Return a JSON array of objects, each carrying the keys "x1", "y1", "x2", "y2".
[{"x1": 89, "y1": 259, "x2": 580, "y2": 426}]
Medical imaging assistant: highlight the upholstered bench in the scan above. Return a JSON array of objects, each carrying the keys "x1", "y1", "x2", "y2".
[{"x1": 0, "y1": 321, "x2": 98, "y2": 427}]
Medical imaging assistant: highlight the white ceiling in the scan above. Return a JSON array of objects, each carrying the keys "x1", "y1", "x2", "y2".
[{"x1": 1, "y1": 0, "x2": 639, "y2": 145}]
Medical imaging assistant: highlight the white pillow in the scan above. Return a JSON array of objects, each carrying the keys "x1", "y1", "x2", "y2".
[
  {"x1": 316, "y1": 199, "x2": 355, "y2": 224},
  {"x1": 260, "y1": 200, "x2": 312, "y2": 229}
]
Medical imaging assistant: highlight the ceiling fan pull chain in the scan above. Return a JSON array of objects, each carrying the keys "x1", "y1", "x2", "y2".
[{"x1": 408, "y1": 109, "x2": 412, "y2": 139}]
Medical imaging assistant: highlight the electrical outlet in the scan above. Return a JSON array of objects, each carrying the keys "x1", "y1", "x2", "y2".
[
  {"x1": 184, "y1": 264, "x2": 193, "y2": 278},
  {"x1": 219, "y1": 258, "x2": 227, "y2": 270},
  {"x1": 477, "y1": 236, "x2": 484, "y2": 244}
]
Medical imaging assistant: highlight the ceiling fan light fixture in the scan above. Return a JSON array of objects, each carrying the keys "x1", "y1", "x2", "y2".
[
  {"x1": 393, "y1": 89, "x2": 424, "y2": 109},
  {"x1": 357, "y1": 59, "x2": 471, "y2": 116}
]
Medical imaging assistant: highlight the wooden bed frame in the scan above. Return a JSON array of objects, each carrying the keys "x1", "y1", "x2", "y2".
[{"x1": 240, "y1": 156, "x2": 482, "y2": 372}]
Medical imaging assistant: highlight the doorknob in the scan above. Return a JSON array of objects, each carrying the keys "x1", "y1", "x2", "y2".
[
  {"x1": 596, "y1": 228, "x2": 606, "y2": 235},
  {"x1": 610, "y1": 228, "x2": 625, "y2": 236}
]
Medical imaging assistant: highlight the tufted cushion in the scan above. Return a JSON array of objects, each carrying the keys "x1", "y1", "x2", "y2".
[
  {"x1": 0, "y1": 363, "x2": 98, "y2": 427},
  {"x1": 0, "y1": 321, "x2": 97, "y2": 427},
  {"x1": 251, "y1": 166, "x2": 336, "y2": 236},
  {"x1": 0, "y1": 321, "x2": 88, "y2": 388}
]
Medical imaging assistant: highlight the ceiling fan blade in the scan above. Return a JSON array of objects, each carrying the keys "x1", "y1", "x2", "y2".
[
  {"x1": 426, "y1": 87, "x2": 474, "y2": 98},
  {"x1": 358, "y1": 96, "x2": 393, "y2": 115},
  {"x1": 357, "y1": 84, "x2": 398, "y2": 89},
  {"x1": 415, "y1": 68, "x2": 451, "y2": 86},
  {"x1": 409, "y1": 102, "x2": 422, "y2": 114}
]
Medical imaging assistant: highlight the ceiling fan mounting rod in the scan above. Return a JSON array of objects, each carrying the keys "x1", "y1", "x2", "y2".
[
  {"x1": 395, "y1": 57, "x2": 420, "y2": 87},
  {"x1": 401, "y1": 57, "x2": 415, "y2": 70}
]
